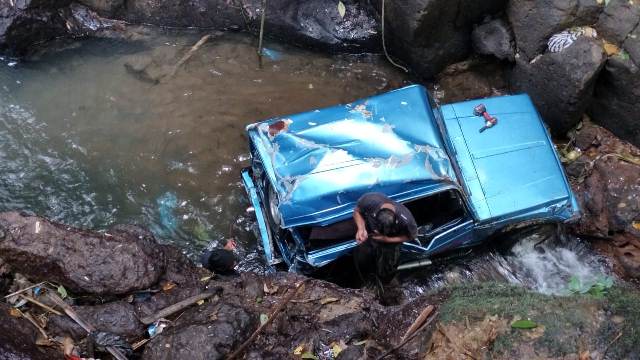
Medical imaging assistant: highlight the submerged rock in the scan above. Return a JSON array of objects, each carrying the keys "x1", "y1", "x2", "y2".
[
  {"x1": 0, "y1": 212, "x2": 166, "y2": 295},
  {"x1": 510, "y1": 37, "x2": 605, "y2": 135}
]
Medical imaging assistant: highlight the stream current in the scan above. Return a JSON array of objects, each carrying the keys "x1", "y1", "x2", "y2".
[{"x1": 0, "y1": 30, "x2": 611, "y2": 295}]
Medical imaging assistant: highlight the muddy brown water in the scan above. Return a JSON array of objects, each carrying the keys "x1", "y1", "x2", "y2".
[{"x1": 0, "y1": 30, "x2": 611, "y2": 295}]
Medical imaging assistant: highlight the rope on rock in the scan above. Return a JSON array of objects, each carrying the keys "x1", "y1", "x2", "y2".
[
  {"x1": 257, "y1": 0, "x2": 267, "y2": 68},
  {"x1": 381, "y1": 0, "x2": 408, "y2": 73}
]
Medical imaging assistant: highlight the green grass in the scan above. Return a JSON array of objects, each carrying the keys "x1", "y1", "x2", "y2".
[
  {"x1": 597, "y1": 286, "x2": 640, "y2": 358},
  {"x1": 436, "y1": 282, "x2": 612, "y2": 357}
]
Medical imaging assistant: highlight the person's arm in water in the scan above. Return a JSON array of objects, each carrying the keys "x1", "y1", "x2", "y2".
[{"x1": 353, "y1": 206, "x2": 368, "y2": 244}]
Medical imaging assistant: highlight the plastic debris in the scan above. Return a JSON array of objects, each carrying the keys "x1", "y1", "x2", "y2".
[
  {"x1": 261, "y1": 48, "x2": 282, "y2": 61},
  {"x1": 91, "y1": 331, "x2": 133, "y2": 355},
  {"x1": 548, "y1": 27, "x2": 597, "y2": 53},
  {"x1": 156, "y1": 192, "x2": 178, "y2": 234},
  {"x1": 147, "y1": 320, "x2": 171, "y2": 338}
]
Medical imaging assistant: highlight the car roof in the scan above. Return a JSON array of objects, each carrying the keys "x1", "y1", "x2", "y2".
[{"x1": 247, "y1": 85, "x2": 459, "y2": 228}]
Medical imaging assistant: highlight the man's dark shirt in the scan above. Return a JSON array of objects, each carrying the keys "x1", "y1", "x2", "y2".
[{"x1": 357, "y1": 192, "x2": 418, "y2": 240}]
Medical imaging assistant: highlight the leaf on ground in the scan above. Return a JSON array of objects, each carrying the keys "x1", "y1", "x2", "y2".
[
  {"x1": 330, "y1": 341, "x2": 345, "y2": 357},
  {"x1": 337, "y1": 1, "x2": 346, "y2": 18},
  {"x1": 57, "y1": 285, "x2": 68, "y2": 299},
  {"x1": 8, "y1": 307, "x2": 22, "y2": 317},
  {"x1": 162, "y1": 282, "x2": 177, "y2": 292},
  {"x1": 353, "y1": 339, "x2": 368, "y2": 346},
  {"x1": 511, "y1": 319, "x2": 538, "y2": 329},
  {"x1": 301, "y1": 352, "x2": 318, "y2": 360},
  {"x1": 200, "y1": 276, "x2": 212, "y2": 282},
  {"x1": 196, "y1": 299, "x2": 205, "y2": 305},
  {"x1": 604, "y1": 42, "x2": 620, "y2": 56},
  {"x1": 260, "y1": 313, "x2": 269, "y2": 325},
  {"x1": 293, "y1": 345, "x2": 304, "y2": 355},
  {"x1": 263, "y1": 283, "x2": 279, "y2": 295},
  {"x1": 632, "y1": 221, "x2": 640, "y2": 231},
  {"x1": 320, "y1": 297, "x2": 340, "y2": 305}
]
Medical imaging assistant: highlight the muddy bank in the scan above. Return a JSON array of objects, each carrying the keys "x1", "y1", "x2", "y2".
[{"x1": 1, "y1": 213, "x2": 638, "y2": 359}]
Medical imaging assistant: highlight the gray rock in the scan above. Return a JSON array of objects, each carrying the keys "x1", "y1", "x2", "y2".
[
  {"x1": 77, "y1": 0, "x2": 124, "y2": 17},
  {"x1": 378, "y1": 0, "x2": 506, "y2": 78},
  {"x1": 622, "y1": 25, "x2": 640, "y2": 64},
  {"x1": 0, "y1": 0, "x2": 72, "y2": 55},
  {"x1": 510, "y1": 37, "x2": 606, "y2": 135},
  {"x1": 596, "y1": 0, "x2": 640, "y2": 44},
  {"x1": 0, "y1": 212, "x2": 166, "y2": 295},
  {"x1": 589, "y1": 56, "x2": 640, "y2": 147},
  {"x1": 507, "y1": 0, "x2": 603, "y2": 60},
  {"x1": 48, "y1": 301, "x2": 145, "y2": 341},
  {"x1": 125, "y1": 0, "x2": 379, "y2": 52},
  {"x1": 472, "y1": 18, "x2": 515, "y2": 61},
  {"x1": 142, "y1": 302, "x2": 256, "y2": 360},
  {"x1": 0, "y1": 303, "x2": 62, "y2": 359}
]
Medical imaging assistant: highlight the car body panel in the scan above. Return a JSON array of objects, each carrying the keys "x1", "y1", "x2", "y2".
[
  {"x1": 246, "y1": 85, "x2": 457, "y2": 228},
  {"x1": 241, "y1": 85, "x2": 580, "y2": 269},
  {"x1": 440, "y1": 95, "x2": 579, "y2": 225}
]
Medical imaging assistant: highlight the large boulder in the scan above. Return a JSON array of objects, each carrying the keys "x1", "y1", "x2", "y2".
[
  {"x1": 77, "y1": 0, "x2": 124, "y2": 17},
  {"x1": 0, "y1": 303, "x2": 62, "y2": 359},
  {"x1": 595, "y1": 0, "x2": 640, "y2": 44},
  {"x1": 125, "y1": 0, "x2": 379, "y2": 52},
  {"x1": 0, "y1": 212, "x2": 166, "y2": 295},
  {"x1": 510, "y1": 37, "x2": 606, "y2": 134},
  {"x1": 0, "y1": 0, "x2": 72, "y2": 55},
  {"x1": 472, "y1": 18, "x2": 515, "y2": 61},
  {"x1": 374, "y1": 0, "x2": 506, "y2": 78},
  {"x1": 507, "y1": 0, "x2": 603, "y2": 60},
  {"x1": 589, "y1": 56, "x2": 640, "y2": 148}
]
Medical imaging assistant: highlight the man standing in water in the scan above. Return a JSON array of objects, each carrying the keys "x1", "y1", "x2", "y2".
[{"x1": 352, "y1": 192, "x2": 417, "y2": 301}]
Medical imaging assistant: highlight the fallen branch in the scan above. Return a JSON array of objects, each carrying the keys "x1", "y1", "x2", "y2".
[
  {"x1": 139, "y1": 288, "x2": 222, "y2": 325},
  {"x1": 22, "y1": 311, "x2": 54, "y2": 344},
  {"x1": 376, "y1": 310, "x2": 438, "y2": 360},
  {"x1": 19, "y1": 294, "x2": 63, "y2": 316},
  {"x1": 167, "y1": 34, "x2": 212, "y2": 78},
  {"x1": 401, "y1": 304, "x2": 435, "y2": 342},
  {"x1": 44, "y1": 291, "x2": 129, "y2": 360},
  {"x1": 4, "y1": 282, "x2": 45, "y2": 299},
  {"x1": 601, "y1": 331, "x2": 623, "y2": 360},
  {"x1": 226, "y1": 279, "x2": 308, "y2": 360}
]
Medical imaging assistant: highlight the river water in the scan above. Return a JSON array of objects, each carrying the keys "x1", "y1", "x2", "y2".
[{"x1": 0, "y1": 30, "x2": 611, "y2": 293}]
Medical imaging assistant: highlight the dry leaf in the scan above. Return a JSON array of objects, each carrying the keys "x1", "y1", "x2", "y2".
[
  {"x1": 337, "y1": 1, "x2": 346, "y2": 18},
  {"x1": 632, "y1": 221, "x2": 640, "y2": 230},
  {"x1": 604, "y1": 41, "x2": 620, "y2": 56},
  {"x1": 579, "y1": 350, "x2": 591, "y2": 360},
  {"x1": 62, "y1": 337, "x2": 74, "y2": 356},
  {"x1": 293, "y1": 344, "x2": 304, "y2": 355},
  {"x1": 8, "y1": 307, "x2": 22, "y2": 317},
  {"x1": 320, "y1": 297, "x2": 339, "y2": 305},
  {"x1": 200, "y1": 276, "x2": 212, "y2": 282},
  {"x1": 196, "y1": 299, "x2": 205, "y2": 305},
  {"x1": 162, "y1": 282, "x2": 177, "y2": 292},
  {"x1": 263, "y1": 283, "x2": 279, "y2": 295}
]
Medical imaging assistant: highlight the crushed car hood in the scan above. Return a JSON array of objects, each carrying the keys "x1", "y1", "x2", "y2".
[
  {"x1": 440, "y1": 94, "x2": 578, "y2": 223},
  {"x1": 247, "y1": 85, "x2": 458, "y2": 228}
]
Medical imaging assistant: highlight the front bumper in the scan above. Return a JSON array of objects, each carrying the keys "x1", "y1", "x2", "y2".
[{"x1": 241, "y1": 168, "x2": 278, "y2": 265}]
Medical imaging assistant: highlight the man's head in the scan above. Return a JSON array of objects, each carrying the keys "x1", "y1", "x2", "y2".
[{"x1": 374, "y1": 208, "x2": 399, "y2": 236}]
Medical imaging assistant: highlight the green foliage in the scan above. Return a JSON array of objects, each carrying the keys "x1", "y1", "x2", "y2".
[
  {"x1": 57, "y1": 285, "x2": 68, "y2": 299},
  {"x1": 511, "y1": 319, "x2": 537, "y2": 329},
  {"x1": 567, "y1": 276, "x2": 613, "y2": 297},
  {"x1": 597, "y1": 286, "x2": 640, "y2": 359}
]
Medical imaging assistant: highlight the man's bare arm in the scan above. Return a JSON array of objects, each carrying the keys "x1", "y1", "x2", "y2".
[{"x1": 353, "y1": 207, "x2": 368, "y2": 243}]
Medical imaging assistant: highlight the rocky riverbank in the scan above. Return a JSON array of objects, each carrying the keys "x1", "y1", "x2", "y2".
[{"x1": 1, "y1": 211, "x2": 639, "y2": 359}]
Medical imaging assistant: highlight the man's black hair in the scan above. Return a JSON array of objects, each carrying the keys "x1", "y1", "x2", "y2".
[
  {"x1": 201, "y1": 249, "x2": 237, "y2": 275},
  {"x1": 375, "y1": 208, "x2": 399, "y2": 236}
]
